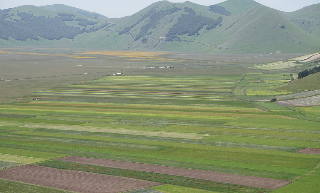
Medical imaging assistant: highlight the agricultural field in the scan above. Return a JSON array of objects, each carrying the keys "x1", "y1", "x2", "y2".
[{"x1": 0, "y1": 50, "x2": 320, "y2": 193}]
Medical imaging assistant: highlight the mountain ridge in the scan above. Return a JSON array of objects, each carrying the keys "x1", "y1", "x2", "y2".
[
  {"x1": 1, "y1": 0, "x2": 320, "y2": 54},
  {"x1": 41, "y1": 4, "x2": 107, "y2": 19},
  {"x1": 284, "y1": 3, "x2": 320, "y2": 37}
]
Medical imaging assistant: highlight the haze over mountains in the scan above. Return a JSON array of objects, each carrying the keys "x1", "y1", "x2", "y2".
[{"x1": 0, "y1": 0, "x2": 320, "y2": 53}]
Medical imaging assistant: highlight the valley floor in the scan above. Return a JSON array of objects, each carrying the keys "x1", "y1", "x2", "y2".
[{"x1": 0, "y1": 49, "x2": 319, "y2": 193}]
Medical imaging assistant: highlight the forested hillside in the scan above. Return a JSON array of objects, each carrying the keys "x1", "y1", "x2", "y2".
[
  {"x1": 166, "y1": 7, "x2": 222, "y2": 41},
  {"x1": 0, "y1": 6, "x2": 108, "y2": 41}
]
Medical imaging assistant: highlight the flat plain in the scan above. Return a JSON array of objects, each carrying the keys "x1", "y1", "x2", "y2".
[{"x1": 0, "y1": 49, "x2": 319, "y2": 193}]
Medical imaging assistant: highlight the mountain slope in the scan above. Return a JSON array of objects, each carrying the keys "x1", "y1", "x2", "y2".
[
  {"x1": 284, "y1": 4, "x2": 320, "y2": 37},
  {"x1": 208, "y1": 5, "x2": 320, "y2": 53},
  {"x1": 217, "y1": 0, "x2": 259, "y2": 15},
  {"x1": 76, "y1": 0, "x2": 320, "y2": 53},
  {"x1": 41, "y1": 4, "x2": 106, "y2": 19},
  {"x1": 72, "y1": 1, "x2": 225, "y2": 51},
  {"x1": 0, "y1": 5, "x2": 109, "y2": 43},
  {"x1": 1, "y1": 0, "x2": 320, "y2": 54}
]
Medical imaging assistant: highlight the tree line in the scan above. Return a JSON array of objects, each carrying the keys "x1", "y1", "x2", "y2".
[
  {"x1": 298, "y1": 64, "x2": 320, "y2": 79},
  {"x1": 209, "y1": 5, "x2": 231, "y2": 16}
]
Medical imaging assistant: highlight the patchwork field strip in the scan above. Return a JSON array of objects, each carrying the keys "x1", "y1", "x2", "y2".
[
  {"x1": 0, "y1": 165, "x2": 160, "y2": 193},
  {"x1": 58, "y1": 156, "x2": 291, "y2": 189},
  {"x1": 1, "y1": 74, "x2": 320, "y2": 192},
  {"x1": 28, "y1": 76, "x2": 240, "y2": 104}
]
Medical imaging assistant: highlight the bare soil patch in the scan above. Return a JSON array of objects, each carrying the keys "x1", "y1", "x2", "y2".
[
  {"x1": 277, "y1": 95, "x2": 320, "y2": 107},
  {"x1": 59, "y1": 156, "x2": 291, "y2": 190},
  {"x1": 0, "y1": 165, "x2": 160, "y2": 193},
  {"x1": 297, "y1": 148, "x2": 320, "y2": 155}
]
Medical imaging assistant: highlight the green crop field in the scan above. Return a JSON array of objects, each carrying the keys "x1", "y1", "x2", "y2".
[{"x1": 0, "y1": 50, "x2": 319, "y2": 192}]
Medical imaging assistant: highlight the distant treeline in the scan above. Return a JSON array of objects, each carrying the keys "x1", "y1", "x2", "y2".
[
  {"x1": 76, "y1": 18, "x2": 98, "y2": 27},
  {"x1": 166, "y1": 7, "x2": 222, "y2": 41},
  {"x1": 0, "y1": 9, "x2": 106, "y2": 41},
  {"x1": 209, "y1": 5, "x2": 231, "y2": 16},
  {"x1": 298, "y1": 65, "x2": 320, "y2": 79}
]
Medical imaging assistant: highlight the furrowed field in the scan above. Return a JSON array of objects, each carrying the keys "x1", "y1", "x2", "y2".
[{"x1": 0, "y1": 50, "x2": 320, "y2": 193}]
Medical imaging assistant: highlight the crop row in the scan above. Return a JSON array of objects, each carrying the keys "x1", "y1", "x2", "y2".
[
  {"x1": 1, "y1": 74, "x2": 320, "y2": 193},
  {"x1": 28, "y1": 76, "x2": 239, "y2": 104},
  {"x1": 0, "y1": 130, "x2": 317, "y2": 177},
  {"x1": 38, "y1": 160, "x2": 268, "y2": 193}
]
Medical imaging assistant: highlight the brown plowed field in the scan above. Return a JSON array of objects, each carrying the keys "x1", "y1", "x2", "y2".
[
  {"x1": 297, "y1": 148, "x2": 320, "y2": 155},
  {"x1": 59, "y1": 156, "x2": 291, "y2": 190},
  {"x1": 0, "y1": 165, "x2": 160, "y2": 193}
]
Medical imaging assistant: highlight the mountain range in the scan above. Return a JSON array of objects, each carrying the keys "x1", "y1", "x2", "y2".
[{"x1": 0, "y1": 0, "x2": 319, "y2": 54}]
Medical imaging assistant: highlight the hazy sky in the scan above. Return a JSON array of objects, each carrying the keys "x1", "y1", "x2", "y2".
[{"x1": 1, "y1": 0, "x2": 319, "y2": 18}]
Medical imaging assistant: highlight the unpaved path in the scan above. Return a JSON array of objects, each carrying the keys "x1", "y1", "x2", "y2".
[
  {"x1": 59, "y1": 156, "x2": 291, "y2": 190},
  {"x1": 0, "y1": 165, "x2": 160, "y2": 193}
]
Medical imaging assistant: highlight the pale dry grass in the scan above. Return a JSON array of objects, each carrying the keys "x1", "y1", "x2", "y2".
[
  {"x1": 21, "y1": 124, "x2": 205, "y2": 139},
  {"x1": 78, "y1": 51, "x2": 168, "y2": 58},
  {"x1": 78, "y1": 51, "x2": 183, "y2": 62},
  {"x1": 0, "y1": 51, "x2": 96, "y2": 59},
  {"x1": 0, "y1": 50, "x2": 50, "y2": 56},
  {"x1": 0, "y1": 153, "x2": 45, "y2": 164},
  {"x1": 291, "y1": 52, "x2": 320, "y2": 63},
  {"x1": 254, "y1": 61, "x2": 302, "y2": 70},
  {"x1": 254, "y1": 52, "x2": 320, "y2": 70},
  {"x1": 0, "y1": 50, "x2": 180, "y2": 62}
]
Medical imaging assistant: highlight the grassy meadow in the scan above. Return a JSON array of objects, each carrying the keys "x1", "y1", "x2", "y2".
[{"x1": 0, "y1": 50, "x2": 320, "y2": 192}]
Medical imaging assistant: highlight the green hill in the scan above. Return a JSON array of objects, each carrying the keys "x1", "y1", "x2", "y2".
[
  {"x1": 207, "y1": 5, "x2": 320, "y2": 53},
  {"x1": 72, "y1": 0, "x2": 320, "y2": 53},
  {"x1": 41, "y1": 4, "x2": 106, "y2": 19},
  {"x1": 0, "y1": 5, "x2": 109, "y2": 43},
  {"x1": 278, "y1": 59, "x2": 320, "y2": 92},
  {"x1": 1, "y1": 0, "x2": 320, "y2": 54},
  {"x1": 279, "y1": 72, "x2": 320, "y2": 92},
  {"x1": 284, "y1": 4, "x2": 320, "y2": 37},
  {"x1": 217, "y1": 0, "x2": 259, "y2": 15}
]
